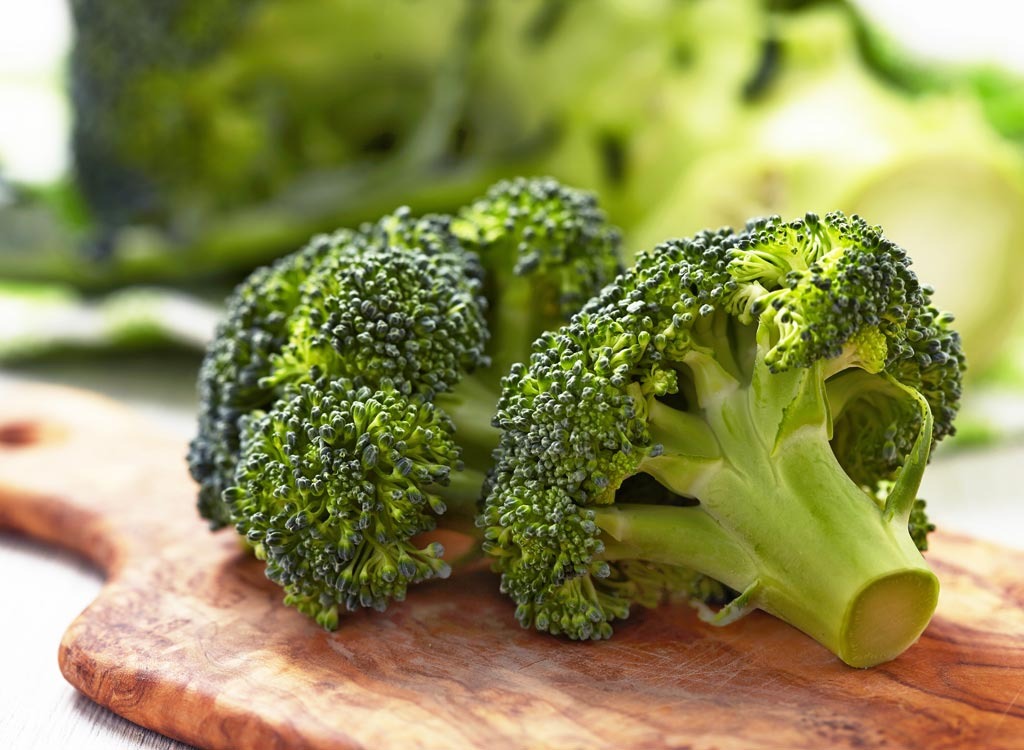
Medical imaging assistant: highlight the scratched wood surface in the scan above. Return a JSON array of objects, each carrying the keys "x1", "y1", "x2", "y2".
[{"x1": 0, "y1": 381, "x2": 1022, "y2": 750}]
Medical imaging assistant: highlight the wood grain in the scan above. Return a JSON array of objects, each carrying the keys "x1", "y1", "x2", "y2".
[{"x1": 1, "y1": 381, "x2": 1022, "y2": 750}]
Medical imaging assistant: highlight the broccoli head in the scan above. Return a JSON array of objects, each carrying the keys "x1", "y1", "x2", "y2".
[
  {"x1": 189, "y1": 177, "x2": 623, "y2": 625},
  {"x1": 265, "y1": 211, "x2": 490, "y2": 398},
  {"x1": 482, "y1": 211, "x2": 964, "y2": 667}
]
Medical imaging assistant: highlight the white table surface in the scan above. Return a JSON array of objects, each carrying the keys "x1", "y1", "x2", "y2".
[
  {"x1": 1, "y1": 357, "x2": 1022, "y2": 750},
  {"x1": 1, "y1": 358, "x2": 200, "y2": 750}
]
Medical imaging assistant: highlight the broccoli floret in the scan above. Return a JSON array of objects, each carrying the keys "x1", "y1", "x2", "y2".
[
  {"x1": 451, "y1": 176, "x2": 623, "y2": 380},
  {"x1": 189, "y1": 177, "x2": 623, "y2": 625},
  {"x1": 437, "y1": 177, "x2": 623, "y2": 467},
  {"x1": 482, "y1": 211, "x2": 964, "y2": 667},
  {"x1": 453, "y1": 176, "x2": 623, "y2": 320},
  {"x1": 228, "y1": 379, "x2": 462, "y2": 629},
  {"x1": 265, "y1": 211, "x2": 490, "y2": 398}
]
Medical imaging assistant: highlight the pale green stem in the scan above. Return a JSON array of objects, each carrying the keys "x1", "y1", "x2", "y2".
[
  {"x1": 595, "y1": 362, "x2": 938, "y2": 667},
  {"x1": 435, "y1": 375, "x2": 501, "y2": 469}
]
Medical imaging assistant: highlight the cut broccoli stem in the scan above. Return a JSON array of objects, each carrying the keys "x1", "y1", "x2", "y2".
[
  {"x1": 701, "y1": 424, "x2": 937, "y2": 669},
  {"x1": 593, "y1": 342, "x2": 937, "y2": 663},
  {"x1": 594, "y1": 504, "x2": 757, "y2": 586}
]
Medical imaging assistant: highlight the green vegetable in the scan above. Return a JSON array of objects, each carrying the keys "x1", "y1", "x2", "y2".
[
  {"x1": 634, "y1": 4, "x2": 1024, "y2": 373},
  {"x1": 482, "y1": 211, "x2": 963, "y2": 667},
  {"x1": 0, "y1": 0, "x2": 492, "y2": 289},
  {"x1": 188, "y1": 177, "x2": 622, "y2": 626},
  {"x1": 11, "y1": 0, "x2": 1022, "y2": 384},
  {"x1": 0, "y1": 281, "x2": 218, "y2": 359},
  {"x1": 70, "y1": 0, "x2": 469, "y2": 235},
  {"x1": 811, "y1": 0, "x2": 1024, "y2": 145},
  {"x1": 230, "y1": 379, "x2": 469, "y2": 626},
  {"x1": 6, "y1": 0, "x2": 765, "y2": 290}
]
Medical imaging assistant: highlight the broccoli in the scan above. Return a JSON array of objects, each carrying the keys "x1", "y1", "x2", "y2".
[
  {"x1": 188, "y1": 234, "x2": 334, "y2": 526},
  {"x1": 189, "y1": 214, "x2": 489, "y2": 529},
  {"x1": 188, "y1": 177, "x2": 622, "y2": 626},
  {"x1": 774, "y1": 0, "x2": 1024, "y2": 144},
  {"x1": 70, "y1": 0, "x2": 470, "y2": 237},
  {"x1": 481, "y1": 211, "x2": 964, "y2": 667},
  {"x1": 227, "y1": 379, "x2": 466, "y2": 628},
  {"x1": 22, "y1": 0, "x2": 762, "y2": 291},
  {"x1": 0, "y1": 281, "x2": 219, "y2": 360},
  {"x1": 633, "y1": 3, "x2": 1024, "y2": 375},
  {"x1": 450, "y1": 177, "x2": 623, "y2": 386}
]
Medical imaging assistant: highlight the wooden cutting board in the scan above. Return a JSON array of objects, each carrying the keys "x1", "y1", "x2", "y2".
[{"x1": 1, "y1": 381, "x2": 1022, "y2": 750}]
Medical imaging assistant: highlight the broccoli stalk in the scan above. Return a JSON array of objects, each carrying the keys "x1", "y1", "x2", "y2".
[
  {"x1": 592, "y1": 352, "x2": 938, "y2": 667},
  {"x1": 483, "y1": 211, "x2": 963, "y2": 667}
]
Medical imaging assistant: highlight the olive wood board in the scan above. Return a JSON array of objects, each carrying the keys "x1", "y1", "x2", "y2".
[{"x1": 0, "y1": 380, "x2": 1022, "y2": 750}]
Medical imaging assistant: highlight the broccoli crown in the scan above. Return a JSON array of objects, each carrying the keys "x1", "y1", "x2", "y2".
[
  {"x1": 483, "y1": 211, "x2": 962, "y2": 666},
  {"x1": 267, "y1": 210, "x2": 490, "y2": 398},
  {"x1": 454, "y1": 176, "x2": 623, "y2": 318},
  {"x1": 189, "y1": 211, "x2": 490, "y2": 528},
  {"x1": 228, "y1": 379, "x2": 460, "y2": 629},
  {"x1": 728, "y1": 214, "x2": 962, "y2": 491}
]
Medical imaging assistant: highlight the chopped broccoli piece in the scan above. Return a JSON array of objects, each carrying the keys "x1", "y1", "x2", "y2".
[{"x1": 482, "y1": 211, "x2": 964, "y2": 667}]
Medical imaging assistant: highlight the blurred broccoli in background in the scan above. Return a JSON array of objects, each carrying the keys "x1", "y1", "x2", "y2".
[
  {"x1": 64, "y1": 0, "x2": 764, "y2": 260},
  {"x1": 71, "y1": 0, "x2": 474, "y2": 242},
  {"x1": 1, "y1": 0, "x2": 492, "y2": 288},
  {"x1": 633, "y1": 1, "x2": 1024, "y2": 375},
  {"x1": 0, "y1": 281, "x2": 218, "y2": 359},
  {"x1": 1, "y1": 0, "x2": 1022, "y2": 385}
]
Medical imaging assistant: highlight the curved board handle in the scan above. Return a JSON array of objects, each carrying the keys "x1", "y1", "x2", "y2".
[{"x1": 0, "y1": 381, "x2": 204, "y2": 576}]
